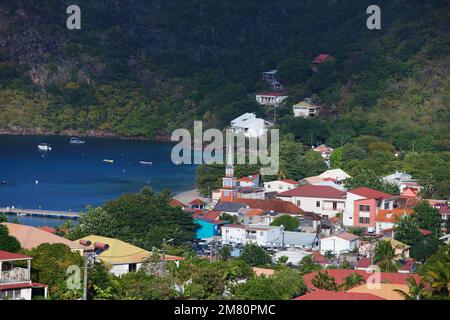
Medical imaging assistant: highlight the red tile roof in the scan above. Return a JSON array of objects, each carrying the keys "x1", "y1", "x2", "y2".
[
  {"x1": 0, "y1": 250, "x2": 32, "y2": 261},
  {"x1": 312, "y1": 54, "x2": 332, "y2": 64},
  {"x1": 169, "y1": 198, "x2": 187, "y2": 208},
  {"x1": 349, "y1": 187, "x2": 392, "y2": 200},
  {"x1": 189, "y1": 198, "x2": 206, "y2": 205},
  {"x1": 237, "y1": 176, "x2": 253, "y2": 182},
  {"x1": 357, "y1": 257, "x2": 371, "y2": 268},
  {"x1": 419, "y1": 228, "x2": 432, "y2": 236},
  {"x1": 376, "y1": 208, "x2": 414, "y2": 223},
  {"x1": 235, "y1": 198, "x2": 304, "y2": 214},
  {"x1": 294, "y1": 290, "x2": 384, "y2": 300},
  {"x1": 193, "y1": 211, "x2": 223, "y2": 220},
  {"x1": 303, "y1": 269, "x2": 420, "y2": 290},
  {"x1": 322, "y1": 232, "x2": 359, "y2": 242},
  {"x1": 281, "y1": 179, "x2": 298, "y2": 185},
  {"x1": 277, "y1": 185, "x2": 346, "y2": 199},
  {"x1": 310, "y1": 252, "x2": 330, "y2": 264}
]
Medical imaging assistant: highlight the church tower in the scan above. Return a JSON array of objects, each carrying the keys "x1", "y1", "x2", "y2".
[{"x1": 220, "y1": 147, "x2": 238, "y2": 202}]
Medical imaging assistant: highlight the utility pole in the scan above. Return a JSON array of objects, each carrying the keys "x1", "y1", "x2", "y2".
[{"x1": 82, "y1": 251, "x2": 88, "y2": 300}]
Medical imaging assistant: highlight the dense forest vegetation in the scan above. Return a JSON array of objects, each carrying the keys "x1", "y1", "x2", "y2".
[{"x1": 0, "y1": 1, "x2": 449, "y2": 196}]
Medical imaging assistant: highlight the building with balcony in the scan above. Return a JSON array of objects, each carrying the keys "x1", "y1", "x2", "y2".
[
  {"x1": 0, "y1": 250, "x2": 47, "y2": 300},
  {"x1": 277, "y1": 185, "x2": 346, "y2": 219}
]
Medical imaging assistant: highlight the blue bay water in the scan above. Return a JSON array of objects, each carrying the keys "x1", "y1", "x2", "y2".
[{"x1": 0, "y1": 135, "x2": 197, "y2": 227}]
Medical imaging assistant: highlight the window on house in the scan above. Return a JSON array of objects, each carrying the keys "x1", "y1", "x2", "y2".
[
  {"x1": 333, "y1": 202, "x2": 337, "y2": 210},
  {"x1": 359, "y1": 205, "x2": 370, "y2": 212},
  {"x1": 384, "y1": 202, "x2": 389, "y2": 209},
  {"x1": 129, "y1": 263, "x2": 137, "y2": 272},
  {"x1": 316, "y1": 201, "x2": 320, "y2": 207},
  {"x1": 296, "y1": 200, "x2": 301, "y2": 206},
  {"x1": 359, "y1": 217, "x2": 370, "y2": 224}
]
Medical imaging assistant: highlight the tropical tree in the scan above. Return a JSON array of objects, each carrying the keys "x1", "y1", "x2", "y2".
[
  {"x1": 298, "y1": 255, "x2": 321, "y2": 275},
  {"x1": 240, "y1": 243, "x2": 272, "y2": 266},
  {"x1": 0, "y1": 225, "x2": 21, "y2": 252},
  {"x1": 394, "y1": 277, "x2": 426, "y2": 300},
  {"x1": 311, "y1": 271, "x2": 339, "y2": 291},
  {"x1": 394, "y1": 215, "x2": 423, "y2": 246},
  {"x1": 270, "y1": 215, "x2": 299, "y2": 231},
  {"x1": 374, "y1": 240, "x2": 399, "y2": 272},
  {"x1": 422, "y1": 261, "x2": 450, "y2": 297},
  {"x1": 413, "y1": 202, "x2": 442, "y2": 235},
  {"x1": 340, "y1": 273, "x2": 365, "y2": 291}
]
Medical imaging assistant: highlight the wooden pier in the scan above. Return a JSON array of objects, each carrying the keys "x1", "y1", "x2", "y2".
[{"x1": 0, "y1": 207, "x2": 80, "y2": 219}]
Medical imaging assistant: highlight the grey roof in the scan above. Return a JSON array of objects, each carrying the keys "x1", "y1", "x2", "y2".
[
  {"x1": 283, "y1": 232, "x2": 319, "y2": 247},
  {"x1": 213, "y1": 201, "x2": 247, "y2": 213}
]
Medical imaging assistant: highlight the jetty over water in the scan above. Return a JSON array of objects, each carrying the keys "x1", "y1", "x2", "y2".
[{"x1": 0, "y1": 207, "x2": 80, "y2": 219}]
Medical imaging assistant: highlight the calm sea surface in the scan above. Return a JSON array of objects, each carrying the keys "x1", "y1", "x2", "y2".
[{"x1": 0, "y1": 135, "x2": 197, "y2": 227}]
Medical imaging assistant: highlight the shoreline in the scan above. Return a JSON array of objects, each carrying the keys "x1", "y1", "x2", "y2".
[{"x1": 0, "y1": 128, "x2": 172, "y2": 143}]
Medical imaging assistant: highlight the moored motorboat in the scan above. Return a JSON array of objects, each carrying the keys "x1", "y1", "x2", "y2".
[
  {"x1": 37, "y1": 143, "x2": 52, "y2": 151},
  {"x1": 103, "y1": 159, "x2": 114, "y2": 163},
  {"x1": 139, "y1": 161, "x2": 153, "y2": 165},
  {"x1": 69, "y1": 137, "x2": 86, "y2": 144}
]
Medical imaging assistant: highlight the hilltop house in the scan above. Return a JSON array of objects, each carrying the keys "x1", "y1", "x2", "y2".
[
  {"x1": 313, "y1": 144, "x2": 334, "y2": 159},
  {"x1": 230, "y1": 113, "x2": 273, "y2": 138},
  {"x1": 77, "y1": 235, "x2": 183, "y2": 276},
  {"x1": 263, "y1": 179, "x2": 299, "y2": 193},
  {"x1": 0, "y1": 250, "x2": 48, "y2": 300},
  {"x1": 292, "y1": 99, "x2": 320, "y2": 118},
  {"x1": 382, "y1": 171, "x2": 421, "y2": 193},
  {"x1": 221, "y1": 224, "x2": 283, "y2": 247},
  {"x1": 277, "y1": 185, "x2": 346, "y2": 219},
  {"x1": 255, "y1": 92, "x2": 288, "y2": 106},
  {"x1": 311, "y1": 53, "x2": 333, "y2": 71},
  {"x1": 375, "y1": 208, "x2": 414, "y2": 234},
  {"x1": 342, "y1": 187, "x2": 404, "y2": 231}
]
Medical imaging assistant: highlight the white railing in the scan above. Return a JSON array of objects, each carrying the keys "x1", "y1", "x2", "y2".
[{"x1": 0, "y1": 268, "x2": 29, "y2": 283}]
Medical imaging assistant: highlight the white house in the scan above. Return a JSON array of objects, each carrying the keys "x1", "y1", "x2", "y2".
[
  {"x1": 382, "y1": 171, "x2": 421, "y2": 193},
  {"x1": 263, "y1": 179, "x2": 299, "y2": 193},
  {"x1": 0, "y1": 250, "x2": 48, "y2": 300},
  {"x1": 277, "y1": 185, "x2": 346, "y2": 219},
  {"x1": 230, "y1": 113, "x2": 273, "y2": 138},
  {"x1": 292, "y1": 100, "x2": 320, "y2": 118},
  {"x1": 221, "y1": 224, "x2": 283, "y2": 247},
  {"x1": 255, "y1": 92, "x2": 288, "y2": 106},
  {"x1": 319, "y1": 232, "x2": 360, "y2": 256},
  {"x1": 318, "y1": 169, "x2": 351, "y2": 183}
]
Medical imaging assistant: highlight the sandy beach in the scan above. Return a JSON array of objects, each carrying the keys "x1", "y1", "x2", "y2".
[{"x1": 173, "y1": 188, "x2": 208, "y2": 204}]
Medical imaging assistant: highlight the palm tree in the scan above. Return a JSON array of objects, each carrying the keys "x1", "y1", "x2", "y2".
[
  {"x1": 422, "y1": 261, "x2": 450, "y2": 297},
  {"x1": 374, "y1": 240, "x2": 399, "y2": 272},
  {"x1": 340, "y1": 273, "x2": 365, "y2": 291},
  {"x1": 394, "y1": 277, "x2": 426, "y2": 300},
  {"x1": 311, "y1": 271, "x2": 339, "y2": 291}
]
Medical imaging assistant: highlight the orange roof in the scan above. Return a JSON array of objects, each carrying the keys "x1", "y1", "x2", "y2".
[
  {"x1": 252, "y1": 267, "x2": 276, "y2": 277},
  {"x1": 235, "y1": 198, "x2": 304, "y2": 215},
  {"x1": 294, "y1": 290, "x2": 384, "y2": 300},
  {"x1": 189, "y1": 198, "x2": 206, "y2": 205},
  {"x1": 169, "y1": 198, "x2": 187, "y2": 208},
  {"x1": 303, "y1": 269, "x2": 420, "y2": 290},
  {"x1": 2, "y1": 222, "x2": 86, "y2": 251},
  {"x1": 376, "y1": 208, "x2": 413, "y2": 223},
  {"x1": 237, "y1": 176, "x2": 253, "y2": 182},
  {"x1": 244, "y1": 209, "x2": 265, "y2": 217},
  {"x1": 193, "y1": 211, "x2": 222, "y2": 220},
  {"x1": 281, "y1": 179, "x2": 298, "y2": 185},
  {"x1": 349, "y1": 187, "x2": 393, "y2": 200}
]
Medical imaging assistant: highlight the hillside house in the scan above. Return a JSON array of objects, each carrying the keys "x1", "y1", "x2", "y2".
[
  {"x1": 292, "y1": 100, "x2": 320, "y2": 118},
  {"x1": 0, "y1": 250, "x2": 48, "y2": 300},
  {"x1": 263, "y1": 179, "x2": 299, "y2": 192},
  {"x1": 255, "y1": 92, "x2": 288, "y2": 106},
  {"x1": 230, "y1": 113, "x2": 273, "y2": 138}
]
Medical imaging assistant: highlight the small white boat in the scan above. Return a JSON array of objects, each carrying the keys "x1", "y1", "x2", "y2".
[
  {"x1": 139, "y1": 161, "x2": 153, "y2": 165},
  {"x1": 103, "y1": 159, "x2": 114, "y2": 164},
  {"x1": 37, "y1": 143, "x2": 52, "y2": 151},
  {"x1": 69, "y1": 137, "x2": 86, "y2": 144}
]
